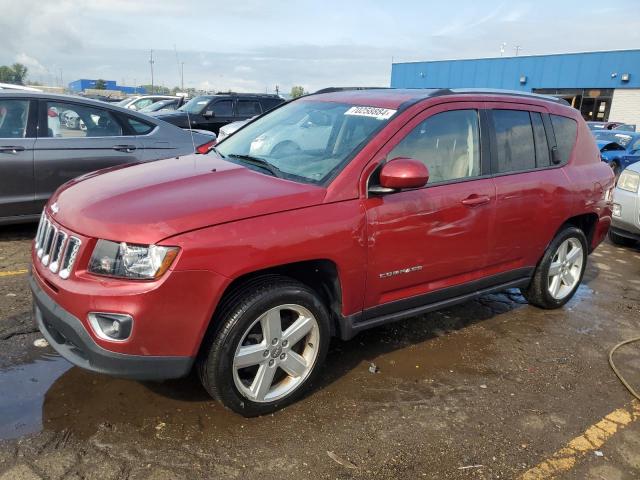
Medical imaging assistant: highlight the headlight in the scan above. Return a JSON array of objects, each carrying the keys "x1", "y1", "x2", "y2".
[
  {"x1": 617, "y1": 170, "x2": 640, "y2": 193},
  {"x1": 88, "y1": 240, "x2": 179, "y2": 279}
]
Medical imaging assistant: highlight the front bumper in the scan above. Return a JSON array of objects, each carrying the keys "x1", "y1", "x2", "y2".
[{"x1": 30, "y1": 273, "x2": 193, "y2": 380}]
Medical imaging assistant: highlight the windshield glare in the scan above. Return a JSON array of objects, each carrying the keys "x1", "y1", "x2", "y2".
[
  {"x1": 593, "y1": 131, "x2": 633, "y2": 147},
  {"x1": 215, "y1": 100, "x2": 394, "y2": 184},
  {"x1": 179, "y1": 96, "x2": 213, "y2": 114}
]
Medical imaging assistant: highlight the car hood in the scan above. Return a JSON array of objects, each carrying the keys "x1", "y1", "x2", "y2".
[
  {"x1": 151, "y1": 110, "x2": 191, "y2": 127},
  {"x1": 50, "y1": 155, "x2": 326, "y2": 244}
]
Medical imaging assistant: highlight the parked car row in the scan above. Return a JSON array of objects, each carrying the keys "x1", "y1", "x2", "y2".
[{"x1": 0, "y1": 91, "x2": 215, "y2": 224}]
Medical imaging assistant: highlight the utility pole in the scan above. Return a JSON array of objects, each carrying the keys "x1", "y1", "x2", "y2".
[
  {"x1": 500, "y1": 42, "x2": 507, "y2": 57},
  {"x1": 275, "y1": 84, "x2": 279, "y2": 96},
  {"x1": 514, "y1": 45, "x2": 522, "y2": 56},
  {"x1": 149, "y1": 49, "x2": 155, "y2": 94},
  {"x1": 134, "y1": 78, "x2": 137, "y2": 94},
  {"x1": 181, "y1": 62, "x2": 185, "y2": 91}
]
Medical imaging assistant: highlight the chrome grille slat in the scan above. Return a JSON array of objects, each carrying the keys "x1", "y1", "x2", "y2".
[
  {"x1": 59, "y1": 237, "x2": 81, "y2": 279},
  {"x1": 49, "y1": 231, "x2": 67, "y2": 273},
  {"x1": 42, "y1": 224, "x2": 58, "y2": 266},
  {"x1": 38, "y1": 220, "x2": 53, "y2": 259},
  {"x1": 33, "y1": 210, "x2": 82, "y2": 280}
]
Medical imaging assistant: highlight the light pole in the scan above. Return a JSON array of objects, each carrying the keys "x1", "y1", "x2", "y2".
[
  {"x1": 149, "y1": 49, "x2": 155, "y2": 94},
  {"x1": 181, "y1": 62, "x2": 185, "y2": 91}
]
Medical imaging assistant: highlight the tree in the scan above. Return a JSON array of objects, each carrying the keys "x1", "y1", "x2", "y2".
[
  {"x1": 95, "y1": 79, "x2": 107, "y2": 90},
  {"x1": 0, "y1": 63, "x2": 28, "y2": 84},
  {"x1": 11, "y1": 63, "x2": 28, "y2": 84},
  {"x1": 290, "y1": 86, "x2": 305, "y2": 98}
]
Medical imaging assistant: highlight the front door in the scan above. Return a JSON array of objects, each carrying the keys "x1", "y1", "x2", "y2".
[
  {"x1": 196, "y1": 99, "x2": 235, "y2": 134},
  {"x1": 0, "y1": 98, "x2": 37, "y2": 219},
  {"x1": 363, "y1": 103, "x2": 496, "y2": 314}
]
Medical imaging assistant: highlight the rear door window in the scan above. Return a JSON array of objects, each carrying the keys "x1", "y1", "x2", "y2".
[
  {"x1": 237, "y1": 100, "x2": 262, "y2": 116},
  {"x1": 0, "y1": 99, "x2": 30, "y2": 138},
  {"x1": 125, "y1": 116, "x2": 155, "y2": 135},
  {"x1": 550, "y1": 115, "x2": 578, "y2": 164},
  {"x1": 491, "y1": 109, "x2": 536, "y2": 173},
  {"x1": 49, "y1": 101, "x2": 123, "y2": 138}
]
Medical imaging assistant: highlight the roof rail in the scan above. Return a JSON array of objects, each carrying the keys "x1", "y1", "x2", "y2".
[
  {"x1": 312, "y1": 87, "x2": 389, "y2": 95},
  {"x1": 434, "y1": 88, "x2": 569, "y2": 105}
]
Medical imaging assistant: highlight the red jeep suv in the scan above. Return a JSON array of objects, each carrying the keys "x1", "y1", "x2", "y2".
[{"x1": 30, "y1": 89, "x2": 614, "y2": 416}]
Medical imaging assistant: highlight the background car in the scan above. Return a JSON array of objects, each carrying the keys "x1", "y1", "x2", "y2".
[
  {"x1": 216, "y1": 117, "x2": 252, "y2": 142},
  {"x1": 610, "y1": 161, "x2": 640, "y2": 247},
  {"x1": 153, "y1": 93, "x2": 284, "y2": 134},
  {"x1": 139, "y1": 97, "x2": 186, "y2": 113},
  {"x1": 593, "y1": 130, "x2": 640, "y2": 175},
  {"x1": 0, "y1": 92, "x2": 216, "y2": 224},
  {"x1": 115, "y1": 95, "x2": 178, "y2": 111},
  {"x1": 588, "y1": 121, "x2": 636, "y2": 131}
]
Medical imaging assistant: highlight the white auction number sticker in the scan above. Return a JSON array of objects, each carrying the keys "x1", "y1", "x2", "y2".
[{"x1": 344, "y1": 106, "x2": 396, "y2": 120}]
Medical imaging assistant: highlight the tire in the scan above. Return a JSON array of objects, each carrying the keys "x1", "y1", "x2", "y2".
[
  {"x1": 197, "y1": 275, "x2": 331, "y2": 416},
  {"x1": 522, "y1": 226, "x2": 588, "y2": 309},
  {"x1": 609, "y1": 229, "x2": 637, "y2": 247}
]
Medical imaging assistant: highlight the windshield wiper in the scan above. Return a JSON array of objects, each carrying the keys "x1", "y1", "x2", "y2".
[{"x1": 227, "y1": 154, "x2": 283, "y2": 178}]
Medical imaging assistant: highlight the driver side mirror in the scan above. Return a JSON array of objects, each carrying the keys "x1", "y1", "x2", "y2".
[
  {"x1": 369, "y1": 158, "x2": 429, "y2": 194},
  {"x1": 203, "y1": 110, "x2": 215, "y2": 118}
]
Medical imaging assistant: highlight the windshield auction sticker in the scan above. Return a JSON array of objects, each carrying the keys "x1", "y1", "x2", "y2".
[{"x1": 344, "y1": 106, "x2": 396, "y2": 120}]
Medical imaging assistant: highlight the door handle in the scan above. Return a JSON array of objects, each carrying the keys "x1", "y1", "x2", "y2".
[
  {"x1": 0, "y1": 145, "x2": 25, "y2": 154},
  {"x1": 112, "y1": 145, "x2": 137, "y2": 153},
  {"x1": 461, "y1": 194, "x2": 491, "y2": 207}
]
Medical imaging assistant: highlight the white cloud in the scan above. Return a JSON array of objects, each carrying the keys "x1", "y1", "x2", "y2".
[{"x1": 14, "y1": 53, "x2": 47, "y2": 75}]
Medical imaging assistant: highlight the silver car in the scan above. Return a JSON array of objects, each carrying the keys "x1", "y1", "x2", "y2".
[
  {"x1": 610, "y1": 161, "x2": 640, "y2": 247},
  {"x1": 0, "y1": 92, "x2": 215, "y2": 225}
]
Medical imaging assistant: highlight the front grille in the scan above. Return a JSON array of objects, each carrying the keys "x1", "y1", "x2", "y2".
[{"x1": 34, "y1": 211, "x2": 82, "y2": 280}]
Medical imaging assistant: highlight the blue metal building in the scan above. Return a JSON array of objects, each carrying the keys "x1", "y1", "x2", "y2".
[
  {"x1": 391, "y1": 49, "x2": 640, "y2": 125},
  {"x1": 68, "y1": 79, "x2": 145, "y2": 95}
]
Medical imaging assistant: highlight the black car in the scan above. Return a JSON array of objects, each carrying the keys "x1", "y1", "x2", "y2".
[{"x1": 152, "y1": 93, "x2": 284, "y2": 134}]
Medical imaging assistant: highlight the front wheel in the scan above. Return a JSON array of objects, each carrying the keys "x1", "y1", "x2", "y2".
[
  {"x1": 522, "y1": 226, "x2": 588, "y2": 309},
  {"x1": 197, "y1": 276, "x2": 331, "y2": 416}
]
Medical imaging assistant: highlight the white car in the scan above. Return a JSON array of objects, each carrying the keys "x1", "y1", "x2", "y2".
[
  {"x1": 610, "y1": 161, "x2": 640, "y2": 247},
  {"x1": 116, "y1": 95, "x2": 179, "y2": 111},
  {"x1": 217, "y1": 118, "x2": 252, "y2": 142},
  {"x1": 249, "y1": 111, "x2": 332, "y2": 157}
]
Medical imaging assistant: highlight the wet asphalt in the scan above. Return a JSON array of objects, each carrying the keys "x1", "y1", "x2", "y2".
[{"x1": 0, "y1": 223, "x2": 639, "y2": 479}]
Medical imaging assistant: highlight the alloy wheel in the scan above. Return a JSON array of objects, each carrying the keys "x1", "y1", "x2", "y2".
[
  {"x1": 232, "y1": 304, "x2": 320, "y2": 403},
  {"x1": 547, "y1": 238, "x2": 584, "y2": 300}
]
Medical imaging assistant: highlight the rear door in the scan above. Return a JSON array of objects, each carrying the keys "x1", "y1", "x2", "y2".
[
  {"x1": 236, "y1": 99, "x2": 262, "y2": 122},
  {"x1": 0, "y1": 97, "x2": 37, "y2": 219},
  {"x1": 486, "y1": 104, "x2": 574, "y2": 272},
  {"x1": 33, "y1": 99, "x2": 143, "y2": 210}
]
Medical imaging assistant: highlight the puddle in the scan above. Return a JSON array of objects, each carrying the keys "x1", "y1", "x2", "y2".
[{"x1": 0, "y1": 349, "x2": 72, "y2": 440}]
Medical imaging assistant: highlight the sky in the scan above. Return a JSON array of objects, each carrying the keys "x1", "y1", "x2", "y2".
[{"x1": 1, "y1": 0, "x2": 639, "y2": 94}]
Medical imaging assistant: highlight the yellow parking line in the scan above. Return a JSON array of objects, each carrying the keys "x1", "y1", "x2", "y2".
[
  {"x1": 0, "y1": 269, "x2": 28, "y2": 277},
  {"x1": 520, "y1": 400, "x2": 640, "y2": 479}
]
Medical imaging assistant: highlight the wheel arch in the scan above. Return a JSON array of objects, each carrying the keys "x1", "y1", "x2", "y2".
[
  {"x1": 199, "y1": 259, "x2": 343, "y2": 356},
  {"x1": 561, "y1": 213, "x2": 599, "y2": 253}
]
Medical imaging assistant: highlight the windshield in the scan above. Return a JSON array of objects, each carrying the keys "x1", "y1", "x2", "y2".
[
  {"x1": 178, "y1": 96, "x2": 213, "y2": 114},
  {"x1": 115, "y1": 98, "x2": 135, "y2": 106},
  {"x1": 140, "y1": 99, "x2": 174, "y2": 112},
  {"x1": 593, "y1": 131, "x2": 633, "y2": 147},
  {"x1": 216, "y1": 100, "x2": 396, "y2": 184}
]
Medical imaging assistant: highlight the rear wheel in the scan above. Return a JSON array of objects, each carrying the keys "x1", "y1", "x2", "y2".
[
  {"x1": 197, "y1": 276, "x2": 330, "y2": 416},
  {"x1": 522, "y1": 226, "x2": 588, "y2": 309},
  {"x1": 609, "y1": 229, "x2": 637, "y2": 247}
]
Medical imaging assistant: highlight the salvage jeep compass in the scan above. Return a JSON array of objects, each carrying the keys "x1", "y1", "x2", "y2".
[{"x1": 30, "y1": 89, "x2": 614, "y2": 416}]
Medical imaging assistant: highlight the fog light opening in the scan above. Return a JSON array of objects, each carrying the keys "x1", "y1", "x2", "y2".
[{"x1": 88, "y1": 312, "x2": 133, "y2": 342}]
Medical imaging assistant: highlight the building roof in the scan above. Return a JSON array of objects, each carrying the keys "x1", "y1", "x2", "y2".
[{"x1": 391, "y1": 49, "x2": 640, "y2": 91}]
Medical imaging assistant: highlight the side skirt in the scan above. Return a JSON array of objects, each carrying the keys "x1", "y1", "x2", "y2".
[{"x1": 337, "y1": 268, "x2": 533, "y2": 340}]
